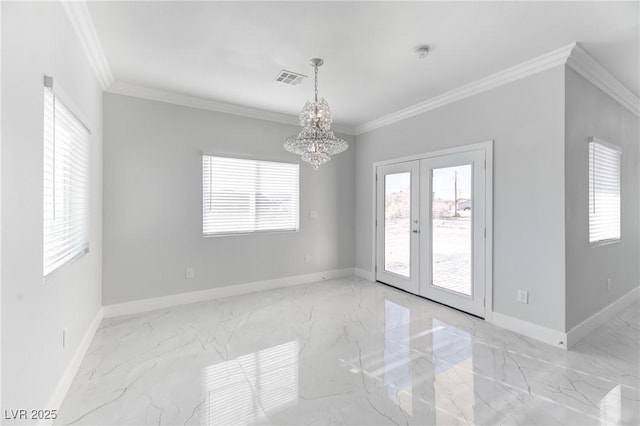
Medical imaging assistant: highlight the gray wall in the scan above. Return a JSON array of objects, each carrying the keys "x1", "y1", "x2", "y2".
[
  {"x1": 564, "y1": 68, "x2": 640, "y2": 330},
  {"x1": 355, "y1": 67, "x2": 567, "y2": 331},
  {"x1": 1, "y1": 2, "x2": 103, "y2": 414},
  {"x1": 103, "y1": 93, "x2": 355, "y2": 305}
]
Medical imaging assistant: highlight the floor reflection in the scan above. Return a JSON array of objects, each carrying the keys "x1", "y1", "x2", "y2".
[
  {"x1": 202, "y1": 341, "x2": 298, "y2": 425},
  {"x1": 600, "y1": 384, "x2": 621, "y2": 426},
  {"x1": 382, "y1": 301, "x2": 476, "y2": 424},
  {"x1": 384, "y1": 300, "x2": 413, "y2": 415},
  {"x1": 433, "y1": 319, "x2": 475, "y2": 425}
]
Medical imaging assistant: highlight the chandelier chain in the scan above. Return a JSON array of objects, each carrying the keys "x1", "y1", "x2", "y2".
[{"x1": 314, "y1": 64, "x2": 319, "y2": 103}]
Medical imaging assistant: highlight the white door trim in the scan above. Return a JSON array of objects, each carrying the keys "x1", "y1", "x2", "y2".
[{"x1": 371, "y1": 141, "x2": 494, "y2": 321}]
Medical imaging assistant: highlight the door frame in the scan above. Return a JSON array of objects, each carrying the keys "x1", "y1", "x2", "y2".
[{"x1": 371, "y1": 141, "x2": 494, "y2": 321}]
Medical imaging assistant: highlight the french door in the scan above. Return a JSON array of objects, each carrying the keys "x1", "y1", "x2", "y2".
[
  {"x1": 375, "y1": 161, "x2": 420, "y2": 294},
  {"x1": 375, "y1": 149, "x2": 487, "y2": 317}
]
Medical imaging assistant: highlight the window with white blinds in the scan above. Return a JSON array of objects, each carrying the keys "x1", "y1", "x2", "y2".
[
  {"x1": 589, "y1": 138, "x2": 621, "y2": 243},
  {"x1": 203, "y1": 156, "x2": 299, "y2": 236},
  {"x1": 43, "y1": 81, "x2": 90, "y2": 277}
]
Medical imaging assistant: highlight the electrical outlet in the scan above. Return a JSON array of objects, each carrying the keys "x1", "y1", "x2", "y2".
[
  {"x1": 185, "y1": 267, "x2": 194, "y2": 279},
  {"x1": 517, "y1": 290, "x2": 529, "y2": 304},
  {"x1": 607, "y1": 278, "x2": 611, "y2": 290},
  {"x1": 304, "y1": 254, "x2": 311, "y2": 264}
]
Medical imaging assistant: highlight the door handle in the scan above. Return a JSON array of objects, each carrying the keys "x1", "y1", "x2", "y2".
[{"x1": 412, "y1": 229, "x2": 420, "y2": 234}]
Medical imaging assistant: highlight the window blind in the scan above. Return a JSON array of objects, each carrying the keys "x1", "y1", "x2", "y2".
[
  {"x1": 43, "y1": 83, "x2": 90, "y2": 276},
  {"x1": 203, "y1": 156, "x2": 299, "y2": 235},
  {"x1": 589, "y1": 138, "x2": 621, "y2": 243}
]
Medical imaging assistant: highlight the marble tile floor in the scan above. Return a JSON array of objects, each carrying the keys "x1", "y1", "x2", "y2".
[{"x1": 56, "y1": 277, "x2": 640, "y2": 425}]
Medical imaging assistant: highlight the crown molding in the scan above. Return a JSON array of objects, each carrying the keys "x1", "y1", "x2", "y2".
[
  {"x1": 59, "y1": 1, "x2": 358, "y2": 134},
  {"x1": 355, "y1": 43, "x2": 576, "y2": 135},
  {"x1": 62, "y1": 3, "x2": 638, "y2": 136},
  {"x1": 106, "y1": 81, "x2": 357, "y2": 135},
  {"x1": 566, "y1": 44, "x2": 639, "y2": 117},
  {"x1": 61, "y1": 1, "x2": 114, "y2": 90},
  {"x1": 355, "y1": 42, "x2": 639, "y2": 134}
]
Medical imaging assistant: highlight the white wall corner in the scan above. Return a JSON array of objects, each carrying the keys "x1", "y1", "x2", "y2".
[
  {"x1": 61, "y1": 1, "x2": 114, "y2": 90},
  {"x1": 566, "y1": 286, "x2": 640, "y2": 348},
  {"x1": 354, "y1": 268, "x2": 375, "y2": 282},
  {"x1": 567, "y1": 43, "x2": 639, "y2": 117},
  {"x1": 103, "y1": 268, "x2": 355, "y2": 318},
  {"x1": 489, "y1": 312, "x2": 568, "y2": 350},
  {"x1": 45, "y1": 307, "x2": 104, "y2": 423},
  {"x1": 355, "y1": 43, "x2": 576, "y2": 135}
]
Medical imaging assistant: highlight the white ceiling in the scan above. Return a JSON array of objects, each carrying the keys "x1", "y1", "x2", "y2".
[{"x1": 87, "y1": 1, "x2": 639, "y2": 129}]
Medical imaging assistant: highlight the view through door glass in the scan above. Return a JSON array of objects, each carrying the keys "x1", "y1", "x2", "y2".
[
  {"x1": 385, "y1": 172, "x2": 411, "y2": 277},
  {"x1": 431, "y1": 165, "x2": 472, "y2": 295}
]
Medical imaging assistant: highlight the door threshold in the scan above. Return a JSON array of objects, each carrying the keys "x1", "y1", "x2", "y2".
[{"x1": 375, "y1": 280, "x2": 485, "y2": 320}]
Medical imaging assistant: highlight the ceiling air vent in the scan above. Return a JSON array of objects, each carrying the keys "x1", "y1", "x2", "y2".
[{"x1": 274, "y1": 70, "x2": 307, "y2": 86}]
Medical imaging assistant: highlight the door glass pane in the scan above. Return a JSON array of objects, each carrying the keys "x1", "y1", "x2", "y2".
[
  {"x1": 431, "y1": 165, "x2": 472, "y2": 295},
  {"x1": 385, "y1": 172, "x2": 411, "y2": 277}
]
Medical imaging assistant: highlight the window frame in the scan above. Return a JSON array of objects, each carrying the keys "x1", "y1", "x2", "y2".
[
  {"x1": 588, "y1": 136, "x2": 622, "y2": 247},
  {"x1": 202, "y1": 154, "x2": 300, "y2": 237},
  {"x1": 43, "y1": 76, "x2": 91, "y2": 278}
]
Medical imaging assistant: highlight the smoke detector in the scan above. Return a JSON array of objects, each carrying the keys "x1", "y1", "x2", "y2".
[{"x1": 274, "y1": 70, "x2": 307, "y2": 86}]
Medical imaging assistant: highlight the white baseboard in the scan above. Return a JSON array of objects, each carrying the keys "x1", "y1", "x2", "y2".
[
  {"x1": 45, "y1": 307, "x2": 103, "y2": 423},
  {"x1": 354, "y1": 268, "x2": 375, "y2": 281},
  {"x1": 566, "y1": 286, "x2": 640, "y2": 348},
  {"x1": 490, "y1": 311, "x2": 568, "y2": 349},
  {"x1": 103, "y1": 268, "x2": 354, "y2": 318}
]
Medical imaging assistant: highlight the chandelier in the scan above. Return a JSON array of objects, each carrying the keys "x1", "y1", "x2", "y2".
[{"x1": 284, "y1": 58, "x2": 348, "y2": 169}]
